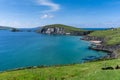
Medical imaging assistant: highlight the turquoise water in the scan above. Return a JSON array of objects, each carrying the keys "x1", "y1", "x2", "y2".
[{"x1": 0, "y1": 30, "x2": 106, "y2": 71}]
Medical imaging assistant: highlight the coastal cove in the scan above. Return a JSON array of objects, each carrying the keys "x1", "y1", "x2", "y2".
[{"x1": 0, "y1": 30, "x2": 107, "y2": 71}]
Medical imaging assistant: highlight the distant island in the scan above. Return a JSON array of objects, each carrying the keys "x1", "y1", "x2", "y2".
[
  {"x1": 0, "y1": 26, "x2": 20, "y2": 32},
  {"x1": 0, "y1": 26, "x2": 14, "y2": 30},
  {"x1": 0, "y1": 26, "x2": 35, "y2": 32}
]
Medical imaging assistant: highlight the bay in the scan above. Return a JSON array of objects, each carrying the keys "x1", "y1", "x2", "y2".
[{"x1": 0, "y1": 30, "x2": 106, "y2": 71}]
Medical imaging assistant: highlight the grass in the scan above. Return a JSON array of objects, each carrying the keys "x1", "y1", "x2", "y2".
[
  {"x1": 89, "y1": 28, "x2": 120, "y2": 37},
  {"x1": 89, "y1": 28, "x2": 120, "y2": 45},
  {"x1": 1, "y1": 59, "x2": 120, "y2": 80}
]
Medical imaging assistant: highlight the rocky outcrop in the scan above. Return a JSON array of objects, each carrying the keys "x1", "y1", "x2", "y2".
[
  {"x1": 89, "y1": 44, "x2": 120, "y2": 59},
  {"x1": 40, "y1": 27, "x2": 66, "y2": 35}
]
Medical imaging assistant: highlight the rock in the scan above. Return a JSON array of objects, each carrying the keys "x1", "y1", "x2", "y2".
[
  {"x1": 102, "y1": 67, "x2": 114, "y2": 70},
  {"x1": 11, "y1": 28, "x2": 20, "y2": 32},
  {"x1": 40, "y1": 27, "x2": 65, "y2": 35},
  {"x1": 115, "y1": 65, "x2": 120, "y2": 69}
]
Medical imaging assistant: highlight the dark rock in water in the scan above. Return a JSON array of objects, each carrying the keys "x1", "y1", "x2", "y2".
[
  {"x1": 11, "y1": 28, "x2": 20, "y2": 32},
  {"x1": 27, "y1": 30, "x2": 32, "y2": 32},
  {"x1": 82, "y1": 56, "x2": 101, "y2": 61}
]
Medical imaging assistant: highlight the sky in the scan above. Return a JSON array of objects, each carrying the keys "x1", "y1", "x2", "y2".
[{"x1": 0, "y1": 0, "x2": 120, "y2": 28}]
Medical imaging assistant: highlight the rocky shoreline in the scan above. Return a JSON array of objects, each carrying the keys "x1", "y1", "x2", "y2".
[{"x1": 81, "y1": 36, "x2": 120, "y2": 59}]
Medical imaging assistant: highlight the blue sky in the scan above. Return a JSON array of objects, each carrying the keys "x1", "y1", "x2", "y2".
[{"x1": 0, "y1": 0, "x2": 120, "y2": 28}]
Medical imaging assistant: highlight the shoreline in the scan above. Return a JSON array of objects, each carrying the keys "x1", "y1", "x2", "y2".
[{"x1": 81, "y1": 36, "x2": 118, "y2": 59}]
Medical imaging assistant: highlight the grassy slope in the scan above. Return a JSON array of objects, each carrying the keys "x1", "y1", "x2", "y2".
[
  {"x1": 1, "y1": 59, "x2": 120, "y2": 80},
  {"x1": 89, "y1": 28, "x2": 120, "y2": 45},
  {"x1": 43, "y1": 24, "x2": 84, "y2": 32}
]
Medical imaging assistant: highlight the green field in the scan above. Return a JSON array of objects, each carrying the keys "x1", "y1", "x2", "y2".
[
  {"x1": 0, "y1": 59, "x2": 120, "y2": 80},
  {"x1": 89, "y1": 28, "x2": 120, "y2": 45}
]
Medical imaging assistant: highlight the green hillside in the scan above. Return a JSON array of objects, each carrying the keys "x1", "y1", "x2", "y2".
[
  {"x1": 89, "y1": 28, "x2": 120, "y2": 45},
  {"x1": 0, "y1": 59, "x2": 120, "y2": 80}
]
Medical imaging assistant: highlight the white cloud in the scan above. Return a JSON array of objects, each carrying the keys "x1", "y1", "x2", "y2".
[
  {"x1": 36, "y1": 0, "x2": 60, "y2": 19},
  {"x1": 40, "y1": 14, "x2": 54, "y2": 19},
  {"x1": 37, "y1": 0, "x2": 60, "y2": 13}
]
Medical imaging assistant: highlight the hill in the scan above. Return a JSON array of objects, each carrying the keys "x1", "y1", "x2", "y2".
[
  {"x1": 0, "y1": 26, "x2": 21, "y2": 32},
  {"x1": 36, "y1": 24, "x2": 91, "y2": 35},
  {"x1": 0, "y1": 59, "x2": 120, "y2": 80},
  {"x1": 0, "y1": 26, "x2": 13, "y2": 30}
]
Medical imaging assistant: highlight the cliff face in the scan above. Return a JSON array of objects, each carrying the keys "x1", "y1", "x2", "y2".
[
  {"x1": 40, "y1": 27, "x2": 66, "y2": 35},
  {"x1": 36, "y1": 24, "x2": 92, "y2": 36}
]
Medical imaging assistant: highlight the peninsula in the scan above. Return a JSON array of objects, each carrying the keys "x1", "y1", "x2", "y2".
[{"x1": 36, "y1": 24, "x2": 91, "y2": 36}]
